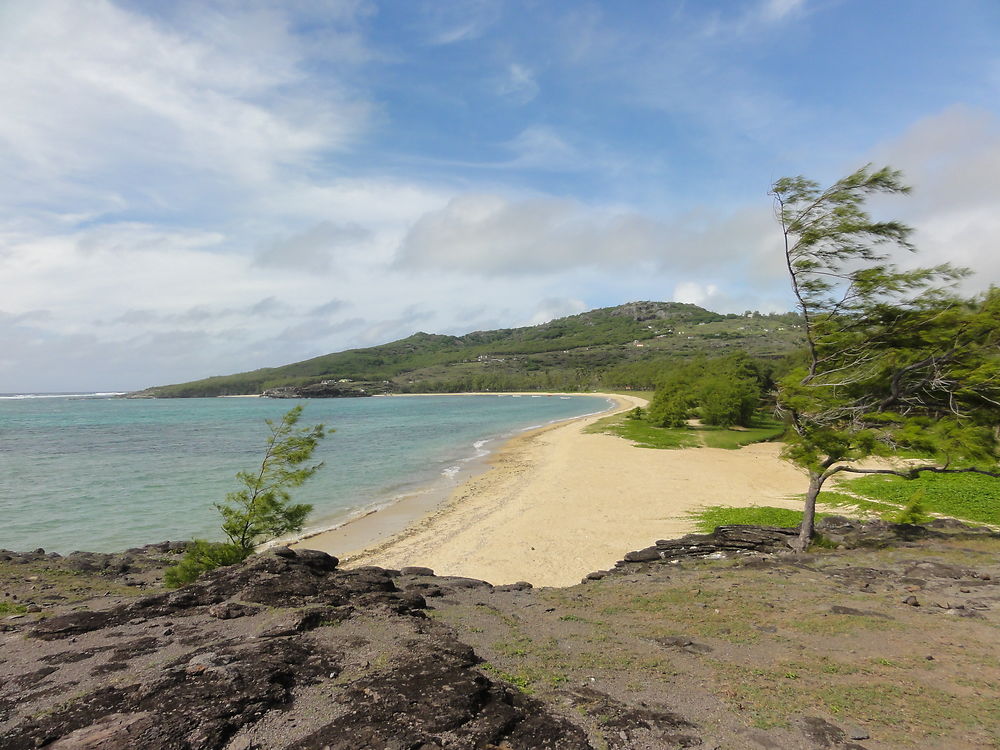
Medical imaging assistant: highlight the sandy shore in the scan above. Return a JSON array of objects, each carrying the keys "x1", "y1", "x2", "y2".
[{"x1": 298, "y1": 393, "x2": 813, "y2": 587}]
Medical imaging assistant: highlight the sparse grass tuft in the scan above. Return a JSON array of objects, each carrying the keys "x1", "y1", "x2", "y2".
[{"x1": 0, "y1": 601, "x2": 29, "y2": 615}]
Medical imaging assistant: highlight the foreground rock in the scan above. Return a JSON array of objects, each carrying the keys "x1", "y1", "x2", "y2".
[
  {"x1": 1, "y1": 548, "x2": 587, "y2": 749},
  {"x1": 3, "y1": 521, "x2": 999, "y2": 749}
]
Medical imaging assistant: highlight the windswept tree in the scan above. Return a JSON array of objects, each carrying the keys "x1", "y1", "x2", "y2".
[
  {"x1": 771, "y1": 165, "x2": 1000, "y2": 550},
  {"x1": 165, "y1": 405, "x2": 327, "y2": 586}
]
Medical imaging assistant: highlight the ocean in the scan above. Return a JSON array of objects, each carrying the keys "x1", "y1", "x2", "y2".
[{"x1": 0, "y1": 393, "x2": 610, "y2": 554}]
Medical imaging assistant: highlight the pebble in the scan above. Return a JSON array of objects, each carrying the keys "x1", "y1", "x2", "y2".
[{"x1": 844, "y1": 725, "x2": 870, "y2": 740}]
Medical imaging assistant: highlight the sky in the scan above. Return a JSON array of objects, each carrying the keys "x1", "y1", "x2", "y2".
[{"x1": 2, "y1": 0, "x2": 999, "y2": 392}]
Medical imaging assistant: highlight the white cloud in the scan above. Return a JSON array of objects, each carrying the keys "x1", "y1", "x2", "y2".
[
  {"x1": 757, "y1": 0, "x2": 806, "y2": 24},
  {"x1": 868, "y1": 106, "x2": 1000, "y2": 294},
  {"x1": 254, "y1": 222, "x2": 371, "y2": 273},
  {"x1": 394, "y1": 193, "x2": 785, "y2": 281},
  {"x1": 505, "y1": 127, "x2": 580, "y2": 170},
  {"x1": 0, "y1": 0, "x2": 371, "y2": 219},
  {"x1": 524, "y1": 298, "x2": 587, "y2": 326},
  {"x1": 496, "y1": 63, "x2": 539, "y2": 104},
  {"x1": 673, "y1": 281, "x2": 719, "y2": 306},
  {"x1": 418, "y1": 0, "x2": 502, "y2": 45}
]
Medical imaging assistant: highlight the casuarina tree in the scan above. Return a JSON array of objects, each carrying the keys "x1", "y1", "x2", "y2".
[
  {"x1": 165, "y1": 404, "x2": 327, "y2": 586},
  {"x1": 770, "y1": 165, "x2": 1000, "y2": 550}
]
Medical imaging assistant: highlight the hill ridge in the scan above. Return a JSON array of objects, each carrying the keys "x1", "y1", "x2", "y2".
[{"x1": 132, "y1": 301, "x2": 803, "y2": 397}]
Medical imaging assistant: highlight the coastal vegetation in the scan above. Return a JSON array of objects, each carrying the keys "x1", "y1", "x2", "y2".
[
  {"x1": 586, "y1": 352, "x2": 784, "y2": 449},
  {"x1": 686, "y1": 469, "x2": 1000, "y2": 545},
  {"x1": 586, "y1": 408, "x2": 784, "y2": 450},
  {"x1": 164, "y1": 405, "x2": 326, "y2": 586},
  {"x1": 769, "y1": 164, "x2": 1000, "y2": 549}
]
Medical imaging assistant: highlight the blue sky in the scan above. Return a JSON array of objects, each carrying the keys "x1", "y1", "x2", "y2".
[{"x1": 2, "y1": 0, "x2": 999, "y2": 391}]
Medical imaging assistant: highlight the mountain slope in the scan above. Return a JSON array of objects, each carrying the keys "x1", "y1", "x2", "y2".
[{"x1": 132, "y1": 301, "x2": 804, "y2": 397}]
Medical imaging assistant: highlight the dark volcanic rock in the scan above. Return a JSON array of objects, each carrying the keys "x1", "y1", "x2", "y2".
[
  {"x1": 563, "y1": 686, "x2": 699, "y2": 749},
  {"x1": 608, "y1": 525, "x2": 798, "y2": 574},
  {"x1": 2, "y1": 547, "x2": 597, "y2": 749},
  {"x1": 262, "y1": 382, "x2": 370, "y2": 398},
  {"x1": 291, "y1": 639, "x2": 591, "y2": 749},
  {"x1": 5, "y1": 639, "x2": 337, "y2": 750}
]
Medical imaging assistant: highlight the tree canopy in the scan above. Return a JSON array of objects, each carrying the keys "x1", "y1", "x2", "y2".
[{"x1": 770, "y1": 165, "x2": 1000, "y2": 549}]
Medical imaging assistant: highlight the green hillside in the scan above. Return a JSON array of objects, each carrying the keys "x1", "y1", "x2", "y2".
[{"x1": 132, "y1": 301, "x2": 805, "y2": 397}]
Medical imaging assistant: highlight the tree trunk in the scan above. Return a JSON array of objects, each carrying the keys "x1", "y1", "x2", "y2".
[{"x1": 795, "y1": 471, "x2": 824, "y2": 551}]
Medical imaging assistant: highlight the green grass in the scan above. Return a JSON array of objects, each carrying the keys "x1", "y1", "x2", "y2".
[
  {"x1": 816, "y1": 490, "x2": 898, "y2": 515},
  {"x1": 686, "y1": 505, "x2": 818, "y2": 532},
  {"x1": 843, "y1": 472, "x2": 1000, "y2": 526},
  {"x1": 699, "y1": 417, "x2": 785, "y2": 450},
  {"x1": 0, "y1": 601, "x2": 29, "y2": 615},
  {"x1": 587, "y1": 412, "x2": 782, "y2": 451},
  {"x1": 584, "y1": 413, "x2": 698, "y2": 449}
]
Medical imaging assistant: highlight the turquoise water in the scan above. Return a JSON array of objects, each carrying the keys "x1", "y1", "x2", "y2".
[{"x1": 0, "y1": 394, "x2": 609, "y2": 553}]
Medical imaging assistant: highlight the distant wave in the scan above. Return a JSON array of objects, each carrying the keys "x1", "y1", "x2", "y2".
[{"x1": 0, "y1": 392, "x2": 126, "y2": 400}]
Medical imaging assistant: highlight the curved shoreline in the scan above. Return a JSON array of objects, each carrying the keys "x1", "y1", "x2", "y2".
[
  {"x1": 308, "y1": 397, "x2": 813, "y2": 588},
  {"x1": 287, "y1": 392, "x2": 627, "y2": 557}
]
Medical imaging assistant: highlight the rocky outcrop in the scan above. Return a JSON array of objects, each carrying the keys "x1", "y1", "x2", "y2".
[
  {"x1": 262, "y1": 382, "x2": 372, "y2": 398},
  {"x1": 586, "y1": 517, "x2": 996, "y2": 582},
  {"x1": 0, "y1": 547, "x2": 588, "y2": 749},
  {"x1": 4, "y1": 522, "x2": 998, "y2": 749}
]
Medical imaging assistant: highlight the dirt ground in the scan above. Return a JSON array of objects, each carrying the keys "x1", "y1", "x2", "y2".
[
  {"x1": 425, "y1": 533, "x2": 1000, "y2": 749},
  {"x1": 2, "y1": 530, "x2": 999, "y2": 748}
]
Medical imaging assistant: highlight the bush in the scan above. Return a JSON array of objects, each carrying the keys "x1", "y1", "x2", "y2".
[
  {"x1": 164, "y1": 540, "x2": 245, "y2": 587},
  {"x1": 892, "y1": 490, "x2": 933, "y2": 525},
  {"x1": 647, "y1": 389, "x2": 694, "y2": 428}
]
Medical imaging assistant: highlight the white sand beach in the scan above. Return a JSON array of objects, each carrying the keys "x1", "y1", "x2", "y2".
[{"x1": 296, "y1": 394, "x2": 812, "y2": 587}]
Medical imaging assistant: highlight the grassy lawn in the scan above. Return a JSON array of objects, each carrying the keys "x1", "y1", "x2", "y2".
[
  {"x1": 698, "y1": 417, "x2": 785, "y2": 449},
  {"x1": 816, "y1": 490, "x2": 899, "y2": 516},
  {"x1": 686, "y1": 505, "x2": 822, "y2": 532},
  {"x1": 842, "y1": 472, "x2": 1000, "y2": 526},
  {"x1": 587, "y1": 412, "x2": 783, "y2": 450},
  {"x1": 584, "y1": 413, "x2": 698, "y2": 449}
]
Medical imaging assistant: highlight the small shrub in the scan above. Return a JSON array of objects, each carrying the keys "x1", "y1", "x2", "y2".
[
  {"x1": 892, "y1": 490, "x2": 932, "y2": 525},
  {"x1": 163, "y1": 540, "x2": 245, "y2": 588}
]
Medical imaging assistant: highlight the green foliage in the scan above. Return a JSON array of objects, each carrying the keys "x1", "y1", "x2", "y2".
[
  {"x1": 893, "y1": 491, "x2": 932, "y2": 526},
  {"x1": 697, "y1": 374, "x2": 761, "y2": 427},
  {"x1": 687, "y1": 505, "x2": 821, "y2": 532},
  {"x1": 0, "y1": 601, "x2": 29, "y2": 615},
  {"x1": 590, "y1": 411, "x2": 782, "y2": 451},
  {"x1": 699, "y1": 418, "x2": 785, "y2": 450},
  {"x1": 647, "y1": 352, "x2": 770, "y2": 428},
  {"x1": 844, "y1": 473, "x2": 1000, "y2": 526},
  {"x1": 218, "y1": 405, "x2": 326, "y2": 555},
  {"x1": 164, "y1": 405, "x2": 327, "y2": 586},
  {"x1": 163, "y1": 540, "x2": 245, "y2": 588},
  {"x1": 770, "y1": 165, "x2": 1000, "y2": 544},
  {"x1": 585, "y1": 413, "x2": 698, "y2": 449},
  {"x1": 647, "y1": 388, "x2": 694, "y2": 428}
]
